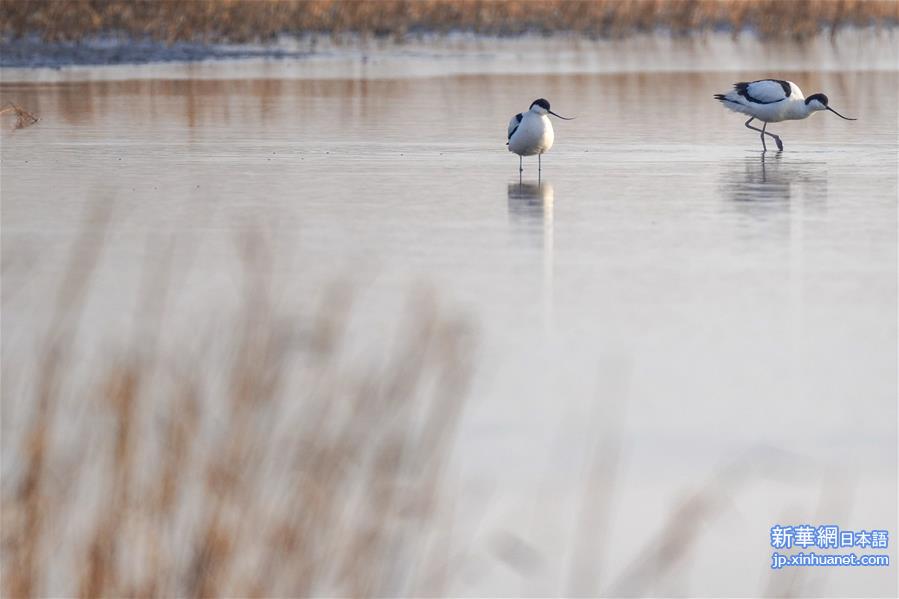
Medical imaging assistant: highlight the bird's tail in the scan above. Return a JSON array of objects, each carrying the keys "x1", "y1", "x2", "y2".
[{"x1": 714, "y1": 93, "x2": 742, "y2": 106}]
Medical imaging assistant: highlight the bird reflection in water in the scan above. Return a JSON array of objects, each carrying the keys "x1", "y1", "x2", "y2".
[
  {"x1": 719, "y1": 152, "x2": 829, "y2": 261},
  {"x1": 508, "y1": 181, "x2": 553, "y2": 222},
  {"x1": 721, "y1": 152, "x2": 828, "y2": 207},
  {"x1": 718, "y1": 154, "x2": 829, "y2": 333},
  {"x1": 508, "y1": 181, "x2": 555, "y2": 330}
]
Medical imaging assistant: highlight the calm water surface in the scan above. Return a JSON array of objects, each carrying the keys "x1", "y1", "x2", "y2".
[{"x1": 2, "y1": 60, "x2": 896, "y2": 595}]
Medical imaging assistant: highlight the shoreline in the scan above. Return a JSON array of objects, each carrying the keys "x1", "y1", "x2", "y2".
[{"x1": 1, "y1": 29, "x2": 897, "y2": 83}]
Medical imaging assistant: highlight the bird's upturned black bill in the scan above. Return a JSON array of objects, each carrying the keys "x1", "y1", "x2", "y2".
[
  {"x1": 548, "y1": 110, "x2": 574, "y2": 120},
  {"x1": 827, "y1": 106, "x2": 857, "y2": 120}
]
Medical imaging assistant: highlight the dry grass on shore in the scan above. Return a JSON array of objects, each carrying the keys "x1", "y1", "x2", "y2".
[{"x1": 2, "y1": 0, "x2": 897, "y2": 43}]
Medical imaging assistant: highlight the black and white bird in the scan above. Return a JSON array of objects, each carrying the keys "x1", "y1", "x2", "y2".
[
  {"x1": 715, "y1": 79, "x2": 856, "y2": 151},
  {"x1": 507, "y1": 98, "x2": 573, "y2": 174}
]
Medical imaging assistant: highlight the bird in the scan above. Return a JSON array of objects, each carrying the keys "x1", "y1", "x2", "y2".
[
  {"x1": 714, "y1": 79, "x2": 856, "y2": 152},
  {"x1": 507, "y1": 98, "x2": 573, "y2": 174}
]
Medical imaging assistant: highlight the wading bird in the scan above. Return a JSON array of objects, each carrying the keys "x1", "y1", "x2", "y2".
[
  {"x1": 507, "y1": 98, "x2": 573, "y2": 174},
  {"x1": 714, "y1": 79, "x2": 856, "y2": 151}
]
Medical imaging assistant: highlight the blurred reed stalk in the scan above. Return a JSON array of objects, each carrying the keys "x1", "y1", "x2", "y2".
[
  {"x1": 1, "y1": 222, "x2": 476, "y2": 597},
  {"x1": 1, "y1": 0, "x2": 897, "y2": 43},
  {"x1": 0, "y1": 103, "x2": 38, "y2": 130}
]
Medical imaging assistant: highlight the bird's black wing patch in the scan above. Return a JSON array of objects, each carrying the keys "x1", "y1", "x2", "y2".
[
  {"x1": 734, "y1": 82, "x2": 755, "y2": 102},
  {"x1": 735, "y1": 80, "x2": 790, "y2": 105},
  {"x1": 507, "y1": 113, "x2": 523, "y2": 143}
]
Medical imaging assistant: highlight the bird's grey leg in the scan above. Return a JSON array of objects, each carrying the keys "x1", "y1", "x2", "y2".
[
  {"x1": 769, "y1": 129, "x2": 784, "y2": 151},
  {"x1": 745, "y1": 117, "x2": 767, "y2": 152},
  {"x1": 761, "y1": 122, "x2": 784, "y2": 151},
  {"x1": 744, "y1": 117, "x2": 763, "y2": 134},
  {"x1": 519, "y1": 155, "x2": 523, "y2": 174},
  {"x1": 746, "y1": 118, "x2": 783, "y2": 152},
  {"x1": 538, "y1": 153, "x2": 542, "y2": 173}
]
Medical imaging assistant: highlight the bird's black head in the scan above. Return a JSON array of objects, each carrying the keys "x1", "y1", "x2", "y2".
[
  {"x1": 805, "y1": 93, "x2": 829, "y2": 106},
  {"x1": 528, "y1": 98, "x2": 575, "y2": 120},
  {"x1": 530, "y1": 98, "x2": 551, "y2": 111},
  {"x1": 805, "y1": 92, "x2": 856, "y2": 120}
]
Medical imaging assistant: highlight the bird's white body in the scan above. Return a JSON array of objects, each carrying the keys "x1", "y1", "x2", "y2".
[
  {"x1": 507, "y1": 98, "x2": 573, "y2": 173},
  {"x1": 717, "y1": 79, "x2": 814, "y2": 123},
  {"x1": 508, "y1": 111, "x2": 554, "y2": 156}
]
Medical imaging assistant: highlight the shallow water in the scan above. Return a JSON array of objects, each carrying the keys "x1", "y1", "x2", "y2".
[{"x1": 2, "y1": 47, "x2": 897, "y2": 596}]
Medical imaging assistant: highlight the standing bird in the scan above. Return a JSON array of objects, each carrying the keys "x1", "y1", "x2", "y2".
[
  {"x1": 714, "y1": 79, "x2": 856, "y2": 151},
  {"x1": 507, "y1": 98, "x2": 574, "y2": 174}
]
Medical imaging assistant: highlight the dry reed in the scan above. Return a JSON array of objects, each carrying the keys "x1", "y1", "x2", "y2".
[
  {"x1": 1, "y1": 224, "x2": 476, "y2": 597},
  {"x1": 2, "y1": 0, "x2": 897, "y2": 43},
  {"x1": 0, "y1": 223, "x2": 867, "y2": 596},
  {"x1": 0, "y1": 102, "x2": 39, "y2": 130}
]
